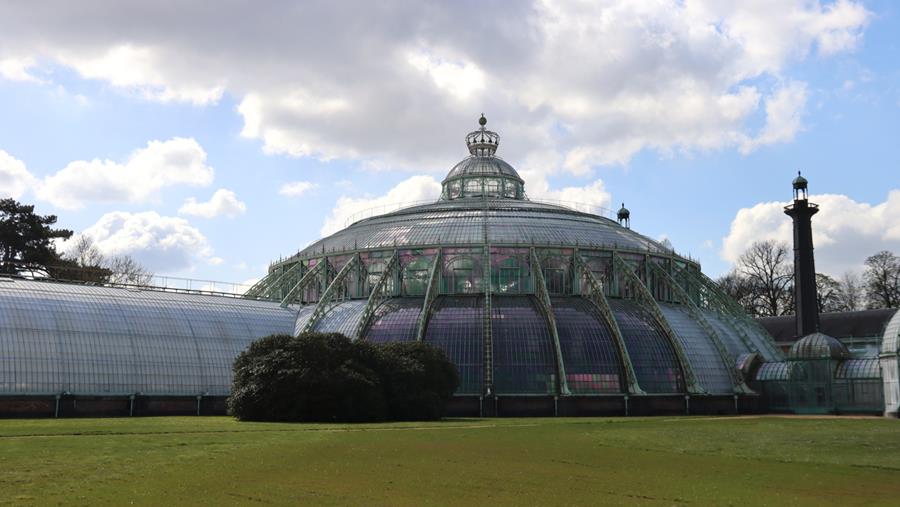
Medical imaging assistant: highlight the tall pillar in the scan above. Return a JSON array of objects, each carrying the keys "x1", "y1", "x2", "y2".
[{"x1": 784, "y1": 172, "x2": 819, "y2": 337}]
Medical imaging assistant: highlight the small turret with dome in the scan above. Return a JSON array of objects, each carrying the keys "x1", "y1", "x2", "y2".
[
  {"x1": 441, "y1": 115, "x2": 525, "y2": 200},
  {"x1": 617, "y1": 203, "x2": 631, "y2": 228},
  {"x1": 792, "y1": 171, "x2": 809, "y2": 200}
]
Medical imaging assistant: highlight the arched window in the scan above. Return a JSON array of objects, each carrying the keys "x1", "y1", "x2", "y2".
[
  {"x1": 402, "y1": 256, "x2": 431, "y2": 295},
  {"x1": 444, "y1": 256, "x2": 480, "y2": 294}
]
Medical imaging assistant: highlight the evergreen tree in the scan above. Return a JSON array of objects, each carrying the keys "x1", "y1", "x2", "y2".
[{"x1": 0, "y1": 198, "x2": 72, "y2": 275}]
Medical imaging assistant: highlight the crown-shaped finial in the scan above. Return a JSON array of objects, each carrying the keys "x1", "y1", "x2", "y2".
[{"x1": 466, "y1": 114, "x2": 499, "y2": 156}]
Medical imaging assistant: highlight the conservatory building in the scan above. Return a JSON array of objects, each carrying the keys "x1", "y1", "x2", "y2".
[
  {"x1": 5, "y1": 116, "x2": 891, "y2": 417},
  {"x1": 238, "y1": 116, "x2": 783, "y2": 416}
]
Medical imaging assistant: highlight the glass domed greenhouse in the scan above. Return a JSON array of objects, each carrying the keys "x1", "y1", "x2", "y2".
[
  {"x1": 241, "y1": 116, "x2": 785, "y2": 416},
  {"x1": 3, "y1": 115, "x2": 825, "y2": 418}
]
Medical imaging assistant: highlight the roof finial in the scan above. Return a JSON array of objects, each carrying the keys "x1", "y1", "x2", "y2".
[{"x1": 466, "y1": 114, "x2": 499, "y2": 156}]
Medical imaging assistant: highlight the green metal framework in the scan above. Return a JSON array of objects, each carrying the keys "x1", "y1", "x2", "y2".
[
  {"x1": 264, "y1": 262, "x2": 304, "y2": 301},
  {"x1": 530, "y1": 248, "x2": 570, "y2": 395},
  {"x1": 574, "y1": 254, "x2": 644, "y2": 395},
  {"x1": 279, "y1": 260, "x2": 325, "y2": 308},
  {"x1": 353, "y1": 251, "x2": 400, "y2": 340},
  {"x1": 612, "y1": 252, "x2": 704, "y2": 394},
  {"x1": 674, "y1": 264, "x2": 784, "y2": 361},
  {"x1": 481, "y1": 197, "x2": 494, "y2": 396},
  {"x1": 301, "y1": 255, "x2": 360, "y2": 332},
  {"x1": 648, "y1": 261, "x2": 751, "y2": 393},
  {"x1": 415, "y1": 249, "x2": 443, "y2": 342},
  {"x1": 671, "y1": 264, "x2": 758, "y2": 353},
  {"x1": 243, "y1": 269, "x2": 280, "y2": 299}
]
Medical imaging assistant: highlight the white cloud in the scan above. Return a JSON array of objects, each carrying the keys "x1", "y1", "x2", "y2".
[
  {"x1": 57, "y1": 45, "x2": 223, "y2": 105},
  {"x1": 740, "y1": 81, "x2": 808, "y2": 153},
  {"x1": 36, "y1": 137, "x2": 213, "y2": 209},
  {"x1": 179, "y1": 188, "x2": 246, "y2": 218},
  {"x1": 0, "y1": 149, "x2": 36, "y2": 199},
  {"x1": 526, "y1": 177, "x2": 613, "y2": 215},
  {"x1": 75, "y1": 211, "x2": 213, "y2": 273},
  {"x1": 721, "y1": 191, "x2": 900, "y2": 276},
  {"x1": 0, "y1": 57, "x2": 43, "y2": 83},
  {"x1": 321, "y1": 175, "x2": 441, "y2": 236},
  {"x1": 0, "y1": 1, "x2": 871, "y2": 172},
  {"x1": 407, "y1": 49, "x2": 487, "y2": 101},
  {"x1": 279, "y1": 181, "x2": 318, "y2": 198},
  {"x1": 207, "y1": 256, "x2": 225, "y2": 266}
]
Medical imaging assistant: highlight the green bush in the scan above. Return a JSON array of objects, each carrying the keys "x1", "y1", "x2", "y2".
[
  {"x1": 228, "y1": 333, "x2": 459, "y2": 422},
  {"x1": 228, "y1": 333, "x2": 386, "y2": 422},
  {"x1": 372, "y1": 341, "x2": 459, "y2": 421}
]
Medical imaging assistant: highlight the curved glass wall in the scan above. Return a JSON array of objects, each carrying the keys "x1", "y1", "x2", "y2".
[
  {"x1": 658, "y1": 303, "x2": 733, "y2": 394},
  {"x1": 700, "y1": 309, "x2": 751, "y2": 358},
  {"x1": 0, "y1": 280, "x2": 296, "y2": 396},
  {"x1": 491, "y1": 296, "x2": 557, "y2": 395},
  {"x1": 365, "y1": 298, "x2": 421, "y2": 343},
  {"x1": 311, "y1": 300, "x2": 368, "y2": 337},
  {"x1": 423, "y1": 296, "x2": 483, "y2": 394},
  {"x1": 607, "y1": 299, "x2": 684, "y2": 393},
  {"x1": 732, "y1": 319, "x2": 781, "y2": 362},
  {"x1": 292, "y1": 305, "x2": 316, "y2": 335},
  {"x1": 551, "y1": 297, "x2": 623, "y2": 394}
]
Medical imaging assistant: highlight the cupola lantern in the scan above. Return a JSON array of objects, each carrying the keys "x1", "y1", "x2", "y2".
[{"x1": 617, "y1": 203, "x2": 631, "y2": 228}]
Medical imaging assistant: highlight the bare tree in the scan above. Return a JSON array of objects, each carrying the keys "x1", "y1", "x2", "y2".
[
  {"x1": 864, "y1": 250, "x2": 900, "y2": 309},
  {"x1": 69, "y1": 235, "x2": 105, "y2": 268},
  {"x1": 736, "y1": 240, "x2": 794, "y2": 317},
  {"x1": 815, "y1": 273, "x2": 842, "y2": 313},
  {"x1": 106, "y1": 255, "x2": 153, "y2": 285},
  {"x1": 716, "y1": 270, "x2": 757, "y2": 315},
  {"x1": 834, "y1": 271, "x2": 864, "y2": 312},
  {"x1": 62, "y1": 236, "x2": 153, "y2": 286}
]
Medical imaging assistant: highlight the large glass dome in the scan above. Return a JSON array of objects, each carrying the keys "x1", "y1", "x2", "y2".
[{"x1": 247, "y1": 116, "x2": 784, "y2": 415}]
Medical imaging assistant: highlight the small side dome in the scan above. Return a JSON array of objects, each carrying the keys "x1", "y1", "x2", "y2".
[
  {"x1": 792, "y1": 171, "x2": 808, "y2": 190},
  {"x1": 617, "y1": 203, "x2": 630, "y2": 220},
  {"x1": 788, "y1": 332, "x2": 850, "y2": 360}
]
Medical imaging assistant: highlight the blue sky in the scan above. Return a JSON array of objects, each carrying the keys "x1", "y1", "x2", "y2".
[{"x1": 0, "y1": 0, "x2": 897, "y2": 288}]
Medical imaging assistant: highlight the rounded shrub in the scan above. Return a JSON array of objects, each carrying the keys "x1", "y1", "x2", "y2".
[
  {"x1": 228, "y1": 333, "x2": 386, "y2": 422},
  {"x1": 228, "y1": 333, "x2": 459, "y2": 422}
]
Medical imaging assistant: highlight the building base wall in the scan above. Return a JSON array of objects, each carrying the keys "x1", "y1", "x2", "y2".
[
  {"x1": 0, "y1": 394, "x2": 772, "y2": 418},
  {"x1": 0, "y1": 395, "x2": 230, "y2": 418},
  {"x1": 558, "y1": 396, "x2": 626, "y2": 416}
]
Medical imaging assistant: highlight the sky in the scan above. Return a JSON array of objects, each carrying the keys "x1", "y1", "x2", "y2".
[{"x1": 0, "y1": 0, "x2": 898, "y2": 290}]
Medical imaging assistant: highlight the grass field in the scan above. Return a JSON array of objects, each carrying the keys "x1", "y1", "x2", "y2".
[{"x1": 1, "y1": 416, "x2": 899, "y2": 505}]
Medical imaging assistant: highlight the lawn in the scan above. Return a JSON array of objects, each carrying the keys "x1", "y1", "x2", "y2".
[{"x1": 1, "y1": 416, "x2": 898, "y2": 506}]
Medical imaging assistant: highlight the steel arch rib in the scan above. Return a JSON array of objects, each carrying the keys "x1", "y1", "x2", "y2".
[
  {"x1": 648, "y1": 261, "x2": 751, "y2": 393},
  {"x1": 265, "y1": 262, "x2": 304, "y2": 301},
  {"x1": 301, "y1": 255, "x2": 360, "y2": 333},
  {"x1": 279, "y1": 261, "x2": 325, "y2": 308},
  {"x1": 696, "y1": 269, "x2": 785, "y2": 361},
  {"x1": 415, "y1": 249, "x2": 442, "y2": 342},
  {"x1": 352, "y1": 251, "x2": 400, "y2": 340},
  {"x1": 675, "y1": 265, "x2": 784, "y2": 361},
  {"x1": 242, "y1": 269, "x2": 279, "y2": 299},
  {"x1": 612, "y1": 252, "x2": 704, "y2": 394},
  {"x1": 574, "y1": 255, "x2": 645, "y2": 395},
  {"x1": 531, "y1": 248, "x2": 570, "y2": 395}
]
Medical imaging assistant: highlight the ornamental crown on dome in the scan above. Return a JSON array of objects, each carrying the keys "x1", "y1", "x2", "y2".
[{"x1": 466, "y1": 114, "x2": 500, "y2": 157}]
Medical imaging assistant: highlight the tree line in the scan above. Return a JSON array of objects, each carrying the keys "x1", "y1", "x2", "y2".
[
  {"x1": 717, "y1": 239, "x2": 900, "y2": 317},
  {"x1": 0, "y1": 198, "x2": 151, "y2": 285}
]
